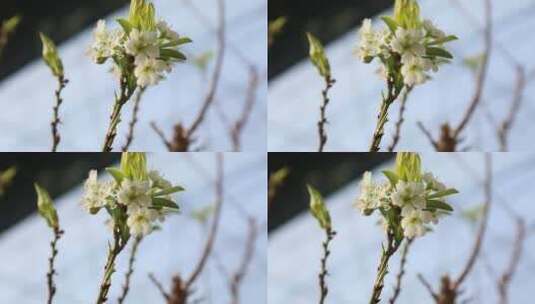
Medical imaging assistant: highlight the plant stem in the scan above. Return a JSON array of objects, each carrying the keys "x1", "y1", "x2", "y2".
[
  {"x1": 51, "y1": 76, "x2": 68, "y2": 152},
  {"x1": 369, "y1": 80, "x2": 402, "y2": 152},
  {"x1": 95, "y1": 230, "x2": 128, "y2": 304},
  {"x1": 369, "y1": 233, "x2": 401, "y2": 304},
  {"x1": 46, "y1": 227, "x2": 63, "y2": 304},
  {"x1": 117, "y1": 236, "x2": 142, "y2": 304},
  {"x1": 317, "y1": 76, "x2": 335, "y2": 152},
  {"x1": 102, "y1": 77, "x2": 135, "y2": 152},
  {"x1": 318, "y1": 228, "x2": 336, "y2": 304}
]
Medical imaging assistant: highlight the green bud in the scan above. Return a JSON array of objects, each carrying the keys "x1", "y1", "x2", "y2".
[
  {"x1": 2, "y1": 15, "x2": 21, "y2": 34},
  {"x1": 307, "y1": 184, "x2": 331, "y2": 230},
  {"x1": 306, "y1": 32, "x2": 331, "y2": 79},
  {"x1": 395, "y1": 152, "x2": 422, "y2": 182},
  {"x1": 39, "y1": 32, "x2": 64, "y2": 78},
  {"x1": 394, "y1": 0, "x2": 421, "y2": 29},
  {"x1": 0, "y1": 166, "x2": 16, "y2": 196},
  {"x1": 268, "y1": 16, "x2": 287, "y2": 37},
  {"x1": 120, "y1": 152, "x2": 148, "y2": 181},
  {"x1": 128, "y1": 0, "x2": 157, "y2": 31},
  {"x1": 34, "y1": 183, "x2": 59, "y2": 229}
]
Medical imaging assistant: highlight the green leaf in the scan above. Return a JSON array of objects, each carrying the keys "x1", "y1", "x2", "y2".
[
  {"x1": 307, "y1": 184, "x2": 331, "y2": 230},
  {"x1": 116, "y1": 18, "x2": 133, "y2": 34},
  {"x1": 160, "y1": 49, "x2": 187, "y2": 61},
  {"x1": 429, "y1": 35, "x2": 458, "y2": 45},
  {"x1": 395, "y1": 152, "x2": 422, "y2": 182},
  {"x1": 161, "y1": 37, "x2": 193, "y2": 48},
  {"x1": 106, "y1": 167, "x2": 125, "y2": 184},
  {"x1": 306, "y1": 32, "x2": 331, "y2": 78},
  {"x1": 39, "y1": 32, "x2": 64, "y2": 78},
  {"x1": 153, "y1": 185, "x2": 185, "y2": 197},
  {"x1": 152, "y1": 198, "x2": 180, "y2": 210},
  {"x1": 427, "y1": 199, "x2": 454, "y2": 212},
  {"x1": 381, "y1": 16, "x2": 399, "y2": 33},
  {"x1": 34, "y1": 183, "x2": 59, "y2": 229},
  {"x1": 382, "y1": 170, "x2": 399, "y2": 187},
  {"x1": 428, "y1": 188, "x2": 459, "y2": 199},
  {"x1": 426, "y1": 47, "x2": 453, "y2": 59}
]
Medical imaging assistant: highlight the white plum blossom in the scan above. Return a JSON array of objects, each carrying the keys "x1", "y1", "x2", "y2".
[
  {"x1": 390, "y1": 28, "x2": 426, "y2": 63},
  {"x1": 356, "y1": 19, "x2": 381, "y2": 60},
  {"x1": 400, "y1": 57, "x2": 432, "y2": 86},
  {"x1": 401, "y1": 209, "x2": 433, "y2": 238},
  {"x1": 391, "y1": 180, "x2": 426, "y2": 214},
  {"x1": 423, "y1": 19, "x2": 446, "y2": 39},
  {"x1": 149, "y1": 170, "x2": 172, "y2": 189},
  {"x1": 88, "y1": 20, "x2": 123, "y2": 63},
  {"x1": 157, "y1": 21, "x2": 180, "y2": 41},
  {"x1": 117, "y1": 179, "x2": 151, "y2": 211},
  {"x1": 356, "y1": 172, "x2": 382, "y2": 213},
  {"x1": 126, "y1": 207, "x2": 159, "y2": 236},
  {"x1": 423, "y1": 172, "x2": 446, "y2": 191},
  {"x1": 134, "y1": 57, "x2": 168, "y2": 87},
  {"x1": 124, "y1": 29, "x2": 160, "y2": 61},
  {"x1": 81, "y1": 170, "x2": 113, "y2": 212},
  {"x1": 355, "y1": 7, "x2": 455, "y2": 88}
]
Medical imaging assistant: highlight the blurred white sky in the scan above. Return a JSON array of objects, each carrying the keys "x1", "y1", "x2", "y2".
[
  {"x1": 0, "y1": 0, "x2": 267, "y2": 152},
  {"x1": 0, "y1": 152, "x2": 267, "y2": 303},
  {"x1": 268, "y1": 0, "x2": 535, "y2": 151},
  {"x1": 269, "y1": 152, "x2": 535, "y2": 303}
]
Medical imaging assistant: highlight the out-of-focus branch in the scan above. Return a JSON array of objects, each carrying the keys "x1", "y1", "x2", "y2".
[
  {"x1": 419, "y1": 0, "x2": 492, "y2": 151},
  {"x1": 122, "y1": 87, "x2": 146, "y2": 152},
  {"x1": 497, "y1": 66, "x2": 526, "y2": 151},
  {"x1": 497, "y1": 218, "x2": 526, "y2": 304},
  {"x1": 389, "y1": 238, "x2": 413, "y2": 304},
  {"x1": 117, "y1": 236, "x2": 142, "y2": 304},
  {"x1": 153, "y1": 0, "x2": 226, "y2": 152},
  {"x1": 230, "y1": 65, "x2": 260, "y2": 151},
  {"x1": 388, "y1": 87, "x2": 413, "y2": 152},
  {"x1": 229, "y1": 218, "x2": 258, "y2": 304}
]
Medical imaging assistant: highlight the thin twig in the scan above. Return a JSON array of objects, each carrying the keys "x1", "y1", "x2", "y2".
[
  {"x1": 95, "y1": 227, "x2": 129, "y2": 304},
  {"x1": 122, "y1": 87, "x2": 146, "y2": 152},
  {"x1": 230, "y1": 65, "x2": 260, "y2": 151},
  {"x1": 149, "y1": 273, "x2": 171, "y2": 301},
  {"x1": 185, "y1": 0, "x2": 226, "y2": 142},
  {"x1": 46, "y1": 227, "x2": 64, "y2": 304},
  {"x1": 389, "y1": 238, "x2": 413, "y2": 304},
  {"x1": 417, "y1": 273, "x2": 439, "y2": 302},
  {"x1": 388, "y1": 87, "x2": 412, "y2": 152},
  {"x1": 117, "y1": 236, "x2": 143, "y2": 304},
  {"x1": 229, "y1": 218, "x2": 258, "y2": 304},
  {"x1": 150, "y1": 122, "x2": 173, "y2": 150},
  {"x1": 317, "y1": 76, "x2": 336, "y2": 152},
  {"x1": 185, "y1": 153, "x2": 225, "y2": 289},
  {"x1": 497, "y1": 218, "x2": 526, "y2": 304},
  {"x1": 51, "y1": 76, "x2": 68, "y2": 152},
  {"x1": 369, "y1": 79, "x2": 403, "y2": 152},
  {"x1": 452, "y1": 0, "x2": 493, "y2": 140},
  {"x1": 318, "y1": 228, "x2": 336, "y2": 304},
  {"x1": 417, "y1": 121, "x2": 439, "y2": 150},
  {"x1": 497, "y1": 66, "x2": 526, "y2": 151},
  {"x1": 454, "y1": 153, "x2": 492, "y2": 288},
  {"x1": 102, "y1": 76, "x2": 136, "y2": 152},
  {"x1": 369, "y1": 232, "x2": 402, "y2": 304}
]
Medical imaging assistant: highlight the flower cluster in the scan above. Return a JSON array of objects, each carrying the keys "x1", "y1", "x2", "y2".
[
  {"x1": 81, "y1": 152, "x2": 183, "y2": 237},
  {"x1": 355, "y1": 0, "x2": 456, "y2": 87},
  {"x1": 354, "y1": 153, "x2": 457, "y2": 239},
  {"x1": 88, "y1": 0, "x2": 191, "y2": 88}
]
